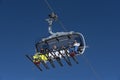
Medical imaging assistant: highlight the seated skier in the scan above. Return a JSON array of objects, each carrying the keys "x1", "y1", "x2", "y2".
[
  {"x1": 68, "y1": 44, "x2": 76, "y2": 57},
  {"x1": 73, "y1": 40, "x2": 80, "y2": 54},
  {"x1": 60, "y1": 45, "x2": 66, "y2": 57},
  {"x1": 33, "y1": 52, "x2": 41, "y2": 65},
  {"x1": 33, "y1": 49, "x2": 48, "y2": 65},
  {"x1": 51, "y1": 45, "x2": 62, "y2": 59},
  {"x1": 68, "y1": 44, "x2": 79, "y2": 64},
  {"x1": 39, "y1": 48, "x2": 48, "y2": 63}
]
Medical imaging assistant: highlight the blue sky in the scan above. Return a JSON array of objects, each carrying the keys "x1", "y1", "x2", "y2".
[{"x1": 0, "y1": 0, "x2": 120, "y2": 80}]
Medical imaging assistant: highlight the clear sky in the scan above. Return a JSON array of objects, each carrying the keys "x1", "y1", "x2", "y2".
[{"x1": 0, "y1": 0, "x2": 120, "y2": 80}]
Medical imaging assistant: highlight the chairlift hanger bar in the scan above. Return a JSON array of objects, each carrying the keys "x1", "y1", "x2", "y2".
[{"x1": 44, "y1": 0, "x2": 67, "y2": 35}]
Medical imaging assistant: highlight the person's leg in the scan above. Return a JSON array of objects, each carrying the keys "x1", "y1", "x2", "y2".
[{"x1": 74, "y1": 46, "x2": 79, "y2": 54}]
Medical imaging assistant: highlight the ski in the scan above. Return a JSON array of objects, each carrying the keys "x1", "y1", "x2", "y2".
[
  {"x1": 25, "y1": 55, "x2": 43, "y2": 71},
  {"x1": 71, "y1": 55, "x2": 79, "y2": 64},
  {"x1": 64, "y1": 49, "x2": 72, "y2": 66},
  {"x1": 58, "y1": 50, "x2": 72, "y2": 66},
  {"x1": 44, "y1": 54, "x2": 55, "y2": 68},
  {"x1": 35, "y1": 56, "x2": 50, "y2": 70},
  {"x1": 49, "y1": 52, "x2": 63, "y2": 67},
  {"x1": 48, "y1": 59, "x2": 55, "y2": 68}
]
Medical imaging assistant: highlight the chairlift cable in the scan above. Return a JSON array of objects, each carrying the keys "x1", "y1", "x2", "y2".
[
  {"x1": 44, "y1": 0, "x2": 54, "y2": 12},
  {"x1": 82, "y1": 55, "x2": 102, "y2": 80},
  {"x1": 57, "y1": 20, "x2": 68, "y2": 32},
  {"x1": 44, "y1": 0, "x2": 67, "y2": 32}
]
